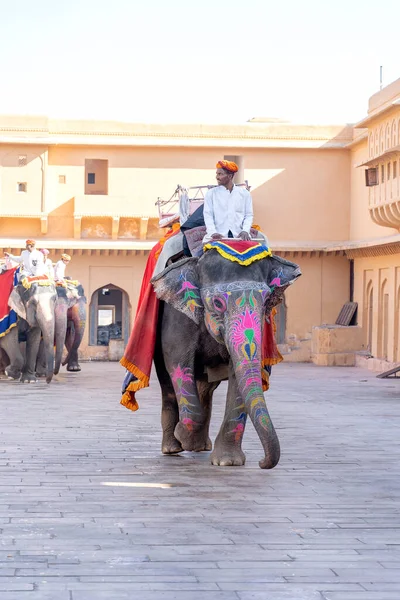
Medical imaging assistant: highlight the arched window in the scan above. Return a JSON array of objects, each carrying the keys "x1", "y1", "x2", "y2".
[
  {"x1": 385, "y1": 123, "x2": 391, "y2": 150},
  {"x1": 89, "y1": 283, "x2": 131, "y2": 349},
  {"x1": 395, "y1": 287, "x2": 400, "y2": 362},
  {"x1": 392, "y1": 120, "x2": 397, "y2": 147},
  {"x1": 374, "y1": 130, "x2": 379, "y2": 156},
  {"x1": 365, "y1": 281, "x2": 374, "y2": 352},
  {"x1": 380, "y1": 126, "x2": 384, "y2": 154},
  {"x1": 379, "y1": 279, "x2": 389, "y2": 360},
  {"x1": 369, "y1": 133, "x2": 374, "y2": 158}
]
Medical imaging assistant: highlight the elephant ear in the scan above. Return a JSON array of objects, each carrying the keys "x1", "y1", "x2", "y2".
[
  {"x1": 151, "y1": 257, "x2": 203, "y2": 324},
  {"x1": 264, "y1": 255, "x2": 301, "y2": 315},
  {"x1": 8, "y1": 287, "x2": 26, "y2": 321}
]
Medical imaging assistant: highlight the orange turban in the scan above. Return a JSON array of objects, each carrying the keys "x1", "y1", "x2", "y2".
[
  {"x1": 61, "y1": 253, "x2": 71, "y2": 261},
  {"x1": 25, "y1": 239, "x2": 36, "y2": 246},
  {"x1": 216, "y1": 160, "x2": 238, "y2": 173}
]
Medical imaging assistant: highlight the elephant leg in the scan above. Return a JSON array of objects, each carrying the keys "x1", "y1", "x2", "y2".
[
  {"x1": 211, "y1": 367, "x2": 247, "y2": 467},
  {"x1": 36, "y1": 339, "x2": 47, "y2": 377},
  {"x1": 65, "y1": 326, "x2": 80, "y2": 371},
  {"x1": 154, "y1": 342, "x2": 182, "y2": 455},
  {"x1": 196, "y1": 378, "x2": 219, "y2": 451},
  {"x1": 0, "y1": 347, "x2": 9, "y2": 376},
  {"x1": 21, "y1": 327, "x2": 41, "y2": 383},
  {"x1": 1, "y1": 327, "x2": 24, "y2": 380},
  {"x1": 165, "y1": 359, "x2": 210, "y2": 452}
]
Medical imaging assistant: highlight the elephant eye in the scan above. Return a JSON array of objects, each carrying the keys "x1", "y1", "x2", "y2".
[{"x1": 213, "y1": 296, "x2": 226, "y2": 312}]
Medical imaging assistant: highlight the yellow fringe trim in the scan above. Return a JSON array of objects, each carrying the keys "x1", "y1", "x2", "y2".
[
  {"x1": 120, "y1": 391, "x2": 139, "y2": 412},
  {"x1": 0, "y1": 321, "x2": 17, "y2": 339},
  {"x1": 56, "y1": 279, "x2": 80, "y2": 288},
  {"x1": 203, "y1": 243, "x2": 272, "y2": 266},
  {"x1": 21, "y1": 278, "x2": 53, "y2": 290},
  {"x1": 119, "y1": 356, "x2": 151, "y2": 411}
]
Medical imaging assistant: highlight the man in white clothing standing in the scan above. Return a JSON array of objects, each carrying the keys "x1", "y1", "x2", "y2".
[
  {"x1": 4, "y1": 239, "x2": 46, "y2": 278},
  {"x1": 203, "y1": 160, "x2": 253, "y2": 243}
]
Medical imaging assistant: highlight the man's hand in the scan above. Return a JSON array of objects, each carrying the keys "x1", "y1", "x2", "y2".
[
  {"x1": 238, "y1": 231, "x2": 251, "y2": 241},
  {"x1": 4, "y1": 252, "x2": 10, "y2": 257},
  {"x1": 211, "y1": 233, "x2": 224, "y2": 240}
]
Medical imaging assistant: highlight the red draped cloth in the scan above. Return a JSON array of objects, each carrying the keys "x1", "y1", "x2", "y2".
[{"x1": 120, "y1": 225, "x2": 181, "y2": 411}]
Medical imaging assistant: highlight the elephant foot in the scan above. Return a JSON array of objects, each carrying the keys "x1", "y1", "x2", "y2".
[
  {"x1": 5, "y1": 367, "x2": 21, "y2": 381},
  {"x1": 20, "y1": 373, "x2": 37, "y2": 384},
  {"x1": 36, "y1": 371, "x2": 46, "y2": 378},
  {"x1": 174, "y1": 421, "x2": 210, "y2": 452},
  {"x1": 162, "y1": 434, "x2": 183, "y2": 455},
  {"x1": 211, "y1": 445, "x2": 246, "y2": 467},
  {"x1": 67, "y1": 363, "x2": 81, "y2": 372}
]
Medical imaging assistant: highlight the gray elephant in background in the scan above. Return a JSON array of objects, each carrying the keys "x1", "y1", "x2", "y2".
[
  {"x1": 151, "y1": 251, "x2": 301, "y2": 469},
  {"x1": 54, "y1": 283, "x2": 87, "y2": 373},
  {"x1": 8, "y1": 280, "x2": 56, "y2": 383},
  {"x1": 36, "y1": 282, "x2": 87, "y2": 376}
]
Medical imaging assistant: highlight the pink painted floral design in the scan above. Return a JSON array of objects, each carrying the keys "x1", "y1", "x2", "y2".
[
  {"x1": 171, "y1": 365, "x2": 193, "y2": 391},
  {"x1": 230, "y1": 309, "x2": 261, "y2": 353}
]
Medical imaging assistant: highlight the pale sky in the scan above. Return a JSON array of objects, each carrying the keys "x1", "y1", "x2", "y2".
[{"x1": 0, "y1": 0, "x2": 399, "y2": 125}]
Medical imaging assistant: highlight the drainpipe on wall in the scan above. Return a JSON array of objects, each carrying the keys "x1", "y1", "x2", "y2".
[{"x1": 349, "y1": 259, "x2": 354, "y2": 302}]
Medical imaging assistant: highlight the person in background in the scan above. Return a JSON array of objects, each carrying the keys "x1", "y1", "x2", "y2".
[
  {"x1": 203, "y1": 160, "x2": 253, "y2": 243},
  {"x1": 4, "y1": 239, "x2": 46, "y2": 278},
  {"x1": 54, "y1": 253, "x2": 71, "y2": 282},
  {"x1": 39, "y1": 248, "x2": 54, "y2": 279}
]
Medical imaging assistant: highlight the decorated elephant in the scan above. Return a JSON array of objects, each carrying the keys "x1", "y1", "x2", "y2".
[
  {"x1": 151, "y1": 246, "x2": 301, "y2": 469},
  {"x1": 8, "y1": 280, "x2": 57, "y2": 383},
  {"x1": 54, "y1": 283, "x2": 87, "y2": 373}
]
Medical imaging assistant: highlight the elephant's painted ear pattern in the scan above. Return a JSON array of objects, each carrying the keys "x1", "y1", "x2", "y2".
[
  {"x1": 151, "y1": 258, "x2": 204, "y2": 325},
  {"x1": 264, "y1": 256, "x2": 302, "y2": 315}
]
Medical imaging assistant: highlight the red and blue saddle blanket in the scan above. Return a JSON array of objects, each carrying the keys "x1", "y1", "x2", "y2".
[
  {"x1": 0, "y1": 267, "x2": 19, "y2": 338},
  {"x1": 203, "y1": 240, "x2": 271, "y2": 265}
]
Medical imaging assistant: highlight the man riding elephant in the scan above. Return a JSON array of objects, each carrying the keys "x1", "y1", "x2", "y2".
[
  {"x1": 203, "y1": 160, "x2": 253, "y2": 242},
  {"x1": 5, "y1": 239, "x2": 46, "y2": 279},
  {"x1": 120, "y1": 159, "x2": 301, "y2": 468}
]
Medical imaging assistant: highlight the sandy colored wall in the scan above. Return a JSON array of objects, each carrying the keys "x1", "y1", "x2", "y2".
[
  {"x1": 246, "y1": 148, "x2": 351, "y2": 242},
  {"x1": 285, "y1": 254, "x2": 349, "y2": 334},
  {"x1": 353, "y1": 254, "x2": 400, "y2": 363},
  {"x1": 45, "y1": 145, "x2": 351, "y2": 243},
  {"x1": 0, "y1": 146, "x2": 46, "y2": 216}
]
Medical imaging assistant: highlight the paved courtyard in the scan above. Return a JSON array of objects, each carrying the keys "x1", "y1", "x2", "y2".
[{"x1": 0, "y1": 362, "x2": 400, "y2": 600}]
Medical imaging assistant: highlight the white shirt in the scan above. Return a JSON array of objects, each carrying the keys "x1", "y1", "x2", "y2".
[
  {"x1": 8, "y1": 249, "x2": 46, "y2": 277},
  {"x1": 203, "y1": 185, "x2": 253, "y2": 242},
  {"x1": 54, "y1": 260, "x2": 67, "y2": 281},
  {"x1": 44, "y1": 258, "x2": 55, "y2": 279}
]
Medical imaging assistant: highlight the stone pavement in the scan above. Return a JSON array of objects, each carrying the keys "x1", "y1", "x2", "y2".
[{"x1": 1, "y1": 362, "x2": 400, "y2": 600}]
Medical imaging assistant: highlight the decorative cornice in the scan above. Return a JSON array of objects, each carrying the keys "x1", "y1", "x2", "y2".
[
  {"x1": 0, "y1": 129, "x2": 352, "y2": 143},
  {"x1": 345, "y1": 242, "x2": 400, "y2": 259}
]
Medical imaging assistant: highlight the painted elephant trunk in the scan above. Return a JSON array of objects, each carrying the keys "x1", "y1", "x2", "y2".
[
  {"x1": 226, "y1": 320, "x2": 280, "y2": 469},
  {"x1": 54, "y1": 302, "x2": 68, "y2": 375},
  {"x1": 36, "y1": 304, "x2": 55, "y2": 384},
  {"x1": 62, "y1": 301, "x2": 86, "y2": 368}
]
